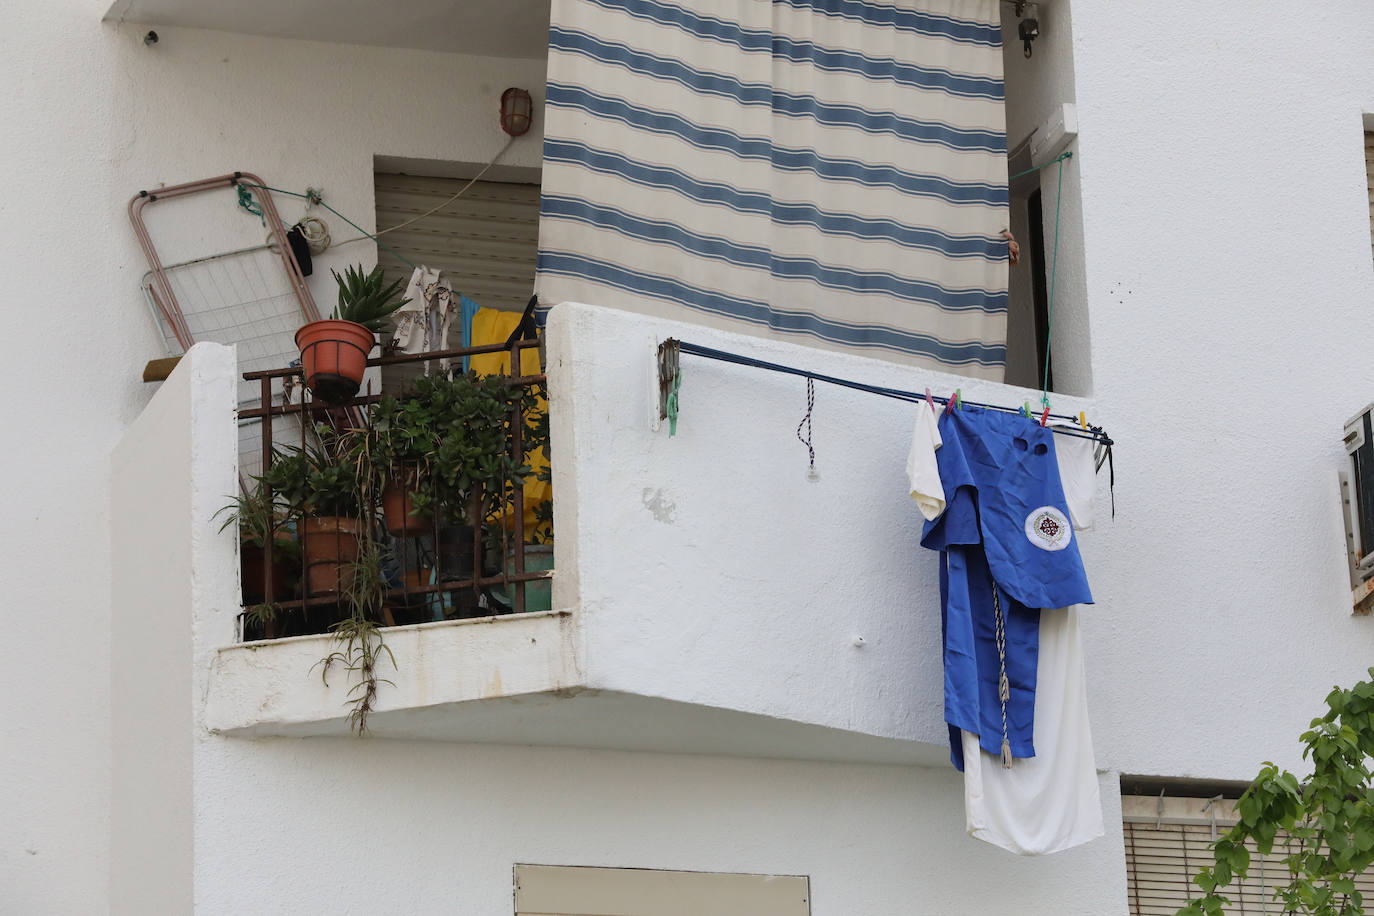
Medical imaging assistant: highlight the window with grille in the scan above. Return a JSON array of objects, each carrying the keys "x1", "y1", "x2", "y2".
[{"x1": 1123, "y1": 793, "x2": 1374, "y2": 915}]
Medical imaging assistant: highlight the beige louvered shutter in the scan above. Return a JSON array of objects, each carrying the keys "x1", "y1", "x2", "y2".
[
  {"x1": 372, "y1": 172, "x2": 540, "y2": 388},
  {"x1": 1366, "y1": 133, "x2": 1374, "y2": 261},
  {"x1": 1123, "y1": 794, "x2": 1374, "y2": 915},
  {"x1": 373, "y1": 172, "x2": 540, "y2": 313}
]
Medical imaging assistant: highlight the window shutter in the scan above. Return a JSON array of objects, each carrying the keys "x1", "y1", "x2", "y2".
[
  {"x1": 1123, "y1": 794, "x2": 1374, "y2": 915},
  {"x1": 372, "y1": 172, "x2": 540, "y2": 314},
  {"x1": 1366, "y1": 132, "x2": 1374, "y2": 261},
  {"x1": 372, "y1": 172, "x2": 541, "y2": 389}
]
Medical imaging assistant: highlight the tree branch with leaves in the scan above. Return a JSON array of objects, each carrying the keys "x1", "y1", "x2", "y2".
[{"x1": 1181, "y1": 667, "x2": 1374, "y2": 916}]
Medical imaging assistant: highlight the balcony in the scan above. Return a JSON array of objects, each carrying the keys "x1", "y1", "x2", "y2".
[
  {"x1": 229, "y1": 337, "x2": 551, "y2": 642},
  {"x1": 114, "y1": 301, "x2": 1093, "y2": 764}
]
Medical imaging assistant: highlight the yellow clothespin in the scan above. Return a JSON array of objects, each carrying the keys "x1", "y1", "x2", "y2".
[{"x1": 1079, "y1": 411, "x2": 1087, "y2": 429}]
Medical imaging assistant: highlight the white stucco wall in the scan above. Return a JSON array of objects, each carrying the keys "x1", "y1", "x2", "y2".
[
  {"x1": 1, "y1": 4, "x2": 545, "y2": 910},
  {"x1": 111, "y1": 342, "x2": 237, "y2": 915},
  {"x1": 547, "y1": 302, "x2": 1091, "y2": 751},
  {"x1": 9, "y1": 0, "x2": 1374, "y2": 912}
]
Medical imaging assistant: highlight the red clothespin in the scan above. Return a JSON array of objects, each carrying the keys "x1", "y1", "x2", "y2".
[
  {"x1": 925, "y1": 387, "x2": 936, "y2": 411},
  {"x1": 1040, "y1": 405, "x2": 1051, "y2": 427},
  {"x1": 945, "y1": 390, "x2": 956, "y2": 414}
]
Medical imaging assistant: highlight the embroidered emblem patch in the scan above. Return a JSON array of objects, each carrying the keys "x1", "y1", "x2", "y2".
[{"x1": 1024, "y1": 506, "x2": 1072, "y2": 551}]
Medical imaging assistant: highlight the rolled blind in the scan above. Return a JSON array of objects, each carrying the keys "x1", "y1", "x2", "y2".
[
  {"x1": 373, "y1": 172, "x2": 540, "y2": 313},
  {"x1": 1123, "y1": 794, "x2": 1374, "y2": 915}
]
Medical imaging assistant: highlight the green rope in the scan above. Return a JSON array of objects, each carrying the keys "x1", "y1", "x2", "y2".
[
  {"x1": 235, "y1": 180, "x2": 418, "y2": 271},
  {"x1": 1040, "y1": 154, "x2": 1067, "y2": 411},
  {"x1": 1009, "y1": 150, "x2": 1073, "y2": 183},
  {"x1": 666, "y1": 368, "x2": 682, "y2": 437},
  {"x1": 235, "y1": 184, "x2": 264, "y2": 222}
]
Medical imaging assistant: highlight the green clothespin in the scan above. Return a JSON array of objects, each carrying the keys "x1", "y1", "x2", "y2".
[{"x1": 955, "y1": 388, "x2": 962, "y2": 409}]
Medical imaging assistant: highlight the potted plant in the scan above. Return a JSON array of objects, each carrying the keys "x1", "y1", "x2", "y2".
[
  {"x1": 359, "y1": 390, "x2": 441, "y2": 539},
  {"x1": 265, "y1": 442, "x2": 365, "y2": 597},
  {"x1": 295, "y1": 264, "x2": 409, "y2": 402},
  {"x1": 215, "y1": 478, "x2": 302, "y2": 605}
]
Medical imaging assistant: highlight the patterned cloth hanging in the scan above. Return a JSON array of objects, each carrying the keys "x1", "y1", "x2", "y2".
[{"x1": 537, "y1": 0, "x2": 1010, "y2": 378}]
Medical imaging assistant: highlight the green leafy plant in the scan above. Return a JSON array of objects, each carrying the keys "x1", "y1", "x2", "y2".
[
  {"x1": 330, "y1": 264, "x2": 409, "y2": 332},
  {"x1": 263, "y1": 440, "x2": 362, "y2": 518},
  {"x1": 1180, "y1": 668, "x2": 1374, "y2": 916},
  {"x1": 314, "y1": 535, "x2": 395, "y2": 736}
]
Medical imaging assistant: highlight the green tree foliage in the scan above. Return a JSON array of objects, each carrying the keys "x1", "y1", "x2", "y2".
[{"x1": 1181, "y1": 668, "x2": 1374, "y2": 916}]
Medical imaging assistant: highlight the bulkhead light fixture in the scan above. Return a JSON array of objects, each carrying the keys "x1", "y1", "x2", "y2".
[{"x1": 500, "y1": 88, "x2": 534, "y2": 137}]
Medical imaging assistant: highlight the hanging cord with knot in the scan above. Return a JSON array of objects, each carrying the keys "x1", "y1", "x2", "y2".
[
  {"x1": 992, "y1": 579, "x2": 1013, "y2": 769},
  {"x1": 796, "y1": 377, "x2": 818, "y2": 481}
]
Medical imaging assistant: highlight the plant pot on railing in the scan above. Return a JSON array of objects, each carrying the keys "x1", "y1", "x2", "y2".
[
  {"x1": 302, "y1": 516, "x2": 364, "y2": 596},
  {"x1": 295, "y1": 319, "x2": 376, "y2": 403},
  {"x1": 296, "y1": 264, "x2": 410, "y2": 402}
]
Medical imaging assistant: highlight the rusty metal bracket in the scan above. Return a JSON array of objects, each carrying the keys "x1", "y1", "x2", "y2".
[{"x1": 655, "y1": 338, "x2": 680, "y2": 428}]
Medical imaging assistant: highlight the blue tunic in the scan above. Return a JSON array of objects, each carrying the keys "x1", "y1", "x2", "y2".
[{"x1": 921, "y1": 407, "x2": 1093, "y2": 770}]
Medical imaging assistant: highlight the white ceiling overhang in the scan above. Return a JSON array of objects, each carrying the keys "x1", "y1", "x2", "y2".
[{"x1": 104, "y1": 0, "x2": 551, "y2": 60}]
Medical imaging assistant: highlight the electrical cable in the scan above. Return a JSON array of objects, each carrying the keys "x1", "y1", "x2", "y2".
[{"x1": 330, "y1": 137, "x2": 516, "y2": 249}]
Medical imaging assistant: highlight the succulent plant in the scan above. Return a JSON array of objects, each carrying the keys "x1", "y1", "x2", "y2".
[{"x1": 330, "y1": 264, "x2": 410, "y2": 332}]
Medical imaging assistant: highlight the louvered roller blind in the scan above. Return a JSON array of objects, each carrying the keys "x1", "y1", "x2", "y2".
[
  {"x1": 1365, "y1": 133, "x2": 1374, "y2": 261},
  {"x1": 373, "y1": 172, "x2": 540, "y2": 314},
  {"x1": 373, "y1": 172, "x2": 540, "y2": 389},
  {"x1": 1123, "y1": 794, "x2": 1374, "y2": 915}
]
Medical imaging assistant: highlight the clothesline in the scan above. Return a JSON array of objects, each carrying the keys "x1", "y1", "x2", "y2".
[{"x1": 671, "y1": 339, "x2": 1113, "y2": 447}]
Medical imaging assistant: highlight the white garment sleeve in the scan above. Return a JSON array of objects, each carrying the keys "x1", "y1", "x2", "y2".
[
  {"x1": 1051, "y1": 430, "x2": 1097, "y2": 531},
  {"x1": 907, "y1": 402, "x2": 945, "y2": 520}
]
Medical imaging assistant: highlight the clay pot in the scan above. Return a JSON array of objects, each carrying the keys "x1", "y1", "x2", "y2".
[
  {"x1": 301, "y1": 516, "x2": 363, "y2": 596},
  {"x1": 382, "y1": 480, "x2": 432, "y2": 538},
  {"x1": 294, "y1": 319, "x2": 375, "y2": 402},
  {"x1": 239, "y1": 536, "x2": 298, "y2": 603}
]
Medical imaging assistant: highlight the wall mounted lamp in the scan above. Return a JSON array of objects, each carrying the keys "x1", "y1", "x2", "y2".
[{"x1": 500, "y1": 88, "x2": 534, "y2": 137}]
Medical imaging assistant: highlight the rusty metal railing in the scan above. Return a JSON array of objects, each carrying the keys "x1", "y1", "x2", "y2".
[{"x1": 233, "y1": 337, "x2": 550, "y2": 641}]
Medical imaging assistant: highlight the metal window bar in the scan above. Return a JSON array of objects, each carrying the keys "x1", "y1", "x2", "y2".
[{"x1": 235, "y1": 337, "x2": 549, "y2": 640}]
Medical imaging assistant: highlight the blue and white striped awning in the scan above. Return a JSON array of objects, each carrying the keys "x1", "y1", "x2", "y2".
[{"x1": 537, "y1": 0, "x2": 1009, "y2": 378}]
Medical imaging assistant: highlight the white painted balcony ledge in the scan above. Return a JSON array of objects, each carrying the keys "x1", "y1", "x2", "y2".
[{"x1": 141, "y1": 306, "x2": 1096, "y2": 763}]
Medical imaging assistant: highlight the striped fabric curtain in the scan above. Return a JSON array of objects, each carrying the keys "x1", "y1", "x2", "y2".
[{"x1": 536, "y1": 0, "x2": 1009, "y2": 378}]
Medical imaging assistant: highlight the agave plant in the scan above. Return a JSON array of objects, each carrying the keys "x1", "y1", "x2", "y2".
[{"x1": 330, "y1": 264, "x2": 410, "y2": 332}]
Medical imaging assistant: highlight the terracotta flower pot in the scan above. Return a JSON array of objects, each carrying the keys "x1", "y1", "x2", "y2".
[
  {"x1": 240, "y1": 536, "x2": 298, "y2": 603},
  {"x1": 301, "y1": 516, "x2": 364, "y2": 596},
  {"x1": 382, "y1": 480, "x2": 432, "y2": 538},
  {"x1": 295, "y1": 319, "x2": 376, "y2": 402}
]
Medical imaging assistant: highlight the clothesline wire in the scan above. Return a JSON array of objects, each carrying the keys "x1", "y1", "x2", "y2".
[{"x1": 673, "y1": 339, "x2": 1112, "y2": 446}]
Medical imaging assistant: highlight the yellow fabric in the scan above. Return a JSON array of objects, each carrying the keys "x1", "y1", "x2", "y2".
[{"x1": 468, "y1": 308, "x2": 550, "y2": 537}]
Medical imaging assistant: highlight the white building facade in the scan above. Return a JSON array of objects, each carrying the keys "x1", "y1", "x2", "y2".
[{"x1": 4, "y1": 1, "x2": 1374, "y2": 913}]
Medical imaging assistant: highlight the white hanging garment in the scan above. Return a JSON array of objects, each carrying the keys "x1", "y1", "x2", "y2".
[
  {"x1": 1051, "y1": 428, "x2": 1097, "y2": 531},
  {"x1": 390, "y1": 266, "x2": 455, "y2": 369},
  {"x1": 960, "y1": 605, "x2": 1104, "y2": 855}
]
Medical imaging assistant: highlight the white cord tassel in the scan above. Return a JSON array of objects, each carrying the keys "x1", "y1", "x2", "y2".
[{"x1": 1001, "y1": 738, "x2": 1013, "y2": 769}]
